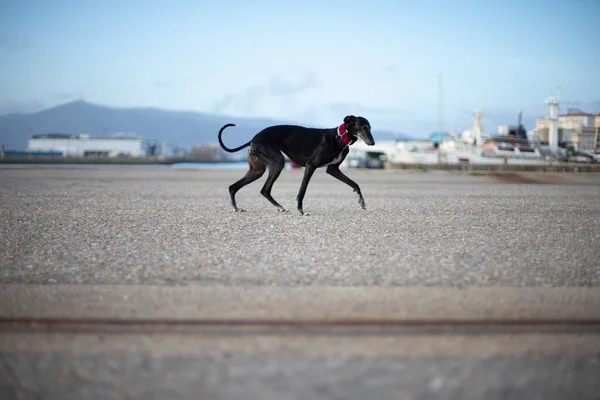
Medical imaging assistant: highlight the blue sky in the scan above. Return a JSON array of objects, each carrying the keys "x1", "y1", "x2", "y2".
[{"x1": 1, "y1": 0, "x2": 599, "y2": 135}]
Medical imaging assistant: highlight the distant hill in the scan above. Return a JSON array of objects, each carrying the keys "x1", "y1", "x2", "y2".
[{"x1": 0, "y1": 100, "x2": 411, "y2": 151}]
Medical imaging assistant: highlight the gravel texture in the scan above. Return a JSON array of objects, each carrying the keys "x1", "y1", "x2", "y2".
[{"x1": 1, "y1": 167, "x2": 599, "y2": 286}]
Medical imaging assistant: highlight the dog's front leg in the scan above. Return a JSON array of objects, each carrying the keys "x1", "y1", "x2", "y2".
[
  {"x1": 296, "y1": 165, "x2": 317, "y2": 215},
  {"x1": 326, "y1": 165, "x2": 366, "y2": 210}
]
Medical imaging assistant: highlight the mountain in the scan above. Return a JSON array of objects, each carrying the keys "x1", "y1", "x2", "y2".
[
  {"x1": 0, "y1": 100, "x2": 290, "y2": 151},
  {"x1": 0, "y1": 100, "x2": 411, "y2": 151}
]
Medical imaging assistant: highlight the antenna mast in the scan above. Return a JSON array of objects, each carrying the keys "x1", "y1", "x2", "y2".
[{"x1": 437, "y1": 74, "x2": 443, "y2": 163}]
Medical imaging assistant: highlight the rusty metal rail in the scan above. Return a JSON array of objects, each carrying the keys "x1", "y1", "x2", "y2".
[{"x1": 2, "y1": 317, "x2": 600, "y2": 336}]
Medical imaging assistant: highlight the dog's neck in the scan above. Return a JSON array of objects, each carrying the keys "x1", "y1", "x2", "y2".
[{"x1": 337, "y1": 124, "x2": 357, "y2": 146}]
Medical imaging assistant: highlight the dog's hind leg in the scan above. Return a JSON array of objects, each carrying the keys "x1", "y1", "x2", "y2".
[
  {"x1": 260, "y1": 150, "x2": 287, "y2": 212},
  {"x1": 228, "y1": 153, "x2": 266, "y2": 212},
  {"x1": 326, "y1": 164, "x2": 366, "y2": 210}
]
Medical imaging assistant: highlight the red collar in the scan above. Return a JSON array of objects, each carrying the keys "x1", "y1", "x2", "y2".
[{"x1": 337, "y1": 124, "x2": 357, "y2": 146}]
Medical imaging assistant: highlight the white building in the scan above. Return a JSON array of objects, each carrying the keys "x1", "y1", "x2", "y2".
[
  {"x1": 27, "y1": 133, "x2": 146, "y2": 157},
  {"x1": 536, "y1": 110, "x2": 600, "y2": 152}
]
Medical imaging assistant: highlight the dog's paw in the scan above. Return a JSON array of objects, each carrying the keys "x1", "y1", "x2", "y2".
[
  {"x1": 234, "y1": 207, "x2": 246, "y2": 212},
  {"x1": 278, "y1": 207, "x2": 288, "y2": 213}
]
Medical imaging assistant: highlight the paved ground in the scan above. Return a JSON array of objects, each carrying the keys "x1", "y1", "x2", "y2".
[
  {"x1": 3, "y1": 285, "x2": 600, "y2": 320},
  {"x1": 2, "y1": 285, "x2": 600, "y2": 400},
  {"x1": 1, "y1": 166, "x2": 600, "y2": 399},
  {"x1": 2, "y1": 353, "x2": 599, "y2": 400},
  {"x1": 1, "y1": 167, "x2": 599, "y2": 286}
]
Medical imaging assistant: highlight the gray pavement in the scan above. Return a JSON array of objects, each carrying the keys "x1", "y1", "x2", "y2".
[
  {"x1": 1, "y1": 167, "x2": 599, "y2": 286},
  {"x1": 2, "y1": 285, "x2": 600, "y2": 320},
  {"x1": 1, "y1": 166, "x2": 600, "y2": 399},
  {"x1": 2, "y1": 353, "x2": 599, "y2": 400}
]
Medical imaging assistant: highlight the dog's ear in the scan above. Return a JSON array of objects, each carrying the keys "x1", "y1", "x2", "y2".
[{"x1": 344, "y1": 115, "x2": 356, "y2": 125}]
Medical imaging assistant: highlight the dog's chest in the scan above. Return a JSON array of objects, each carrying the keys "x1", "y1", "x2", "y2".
[{"x1": 323, "y1": 150, "x2": 345, "y2": 166}]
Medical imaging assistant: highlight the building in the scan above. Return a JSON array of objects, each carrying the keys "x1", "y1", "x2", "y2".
[
  {"x1": 595, "y1": 115, "x2": 600, "y2": 153},
  {"x1": 27, "y1": 133, "x2": 146, "y2": 157},
  {"x1": 497, "y1": 125, "x2": 510, "y2": 136},
  {"x1": 188, "y1": 143, "x2": 234, "y2": 162},
  {"x1": 536, "y1": 109, "x2": 600, "y2": 152}
]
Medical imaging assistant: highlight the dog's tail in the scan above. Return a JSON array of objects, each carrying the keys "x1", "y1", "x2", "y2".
[{"x1": 218, "y1": 124, "x2": 251, "y2": 153}]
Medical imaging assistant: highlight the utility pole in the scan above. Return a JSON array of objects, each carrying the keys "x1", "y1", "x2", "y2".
[{"x1": 437, "y1": 74, "x2": 443, "y2": 164}]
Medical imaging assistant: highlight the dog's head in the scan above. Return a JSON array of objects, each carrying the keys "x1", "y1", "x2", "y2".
[{"x1": 344, "y1": 115, "x2": 375, "y2": 145}]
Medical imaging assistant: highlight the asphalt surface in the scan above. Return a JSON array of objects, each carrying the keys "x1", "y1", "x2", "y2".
[
  {"x1": 1, "y1": 166, "x2": 600, "y2": 399},
  {"x1": 2, "y1": 353, "x2": 599, "y2": 400},
  {"x1": 3, "y1": 285, "x2": 600, "y2": 320},
  {"x1": 1, "y1": 167, "x2": 599, "y2": 286}
]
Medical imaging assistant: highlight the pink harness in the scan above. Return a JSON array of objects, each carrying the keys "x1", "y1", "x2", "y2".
[{"x1": 337, "y1": 124, "x2": 357, "y2": 146}]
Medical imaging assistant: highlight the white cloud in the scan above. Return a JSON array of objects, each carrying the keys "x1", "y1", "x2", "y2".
[{"x1": 211, "y1": 68, "x2": 318, "y2": 117}]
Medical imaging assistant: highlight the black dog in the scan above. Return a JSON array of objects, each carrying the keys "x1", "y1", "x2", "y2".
[{"x1": 218, "y1": 115, "x2": 375, "y2": 215}]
